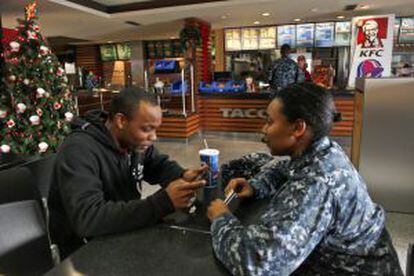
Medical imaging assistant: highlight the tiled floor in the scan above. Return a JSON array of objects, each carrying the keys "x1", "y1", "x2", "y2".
[{"x1": 143, "y1": 132, "x2": 412, "y2": 273}]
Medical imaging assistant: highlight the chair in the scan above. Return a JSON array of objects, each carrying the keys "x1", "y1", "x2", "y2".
[
  {"x1": 24, "y1": 154, "x2": 56, "y2": 198},
  {"x1": 0, "y1": 165, "x2": 41, "y2": 205},
  {"x1": 408, "y1": 243, "x2": 414, "y2": 276},
  {"x1": 0, "y1": 200, "x2": 54, "y2": 275}
]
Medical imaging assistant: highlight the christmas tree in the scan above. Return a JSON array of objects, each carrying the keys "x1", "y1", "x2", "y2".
[{"x1": 0, "y1": 0, "x2": 75, "y2": 156}]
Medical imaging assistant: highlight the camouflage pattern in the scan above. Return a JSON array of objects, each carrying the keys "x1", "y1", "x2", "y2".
[
  {"x1": 268, "y1": 57, "x2": 305, "y2": 90},
  {"x1": 212, "y1": 137, "x2": 403, "y2": 275}
]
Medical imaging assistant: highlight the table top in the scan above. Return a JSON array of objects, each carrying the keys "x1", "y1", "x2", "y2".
[{"x1": 46, "y1": 193, "x2": 270, "y2": 276}]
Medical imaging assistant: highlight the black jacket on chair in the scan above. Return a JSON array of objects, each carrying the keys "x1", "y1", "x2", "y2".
[{"x1": 48, "y1": 110, "x2": 184, "y2": 257}]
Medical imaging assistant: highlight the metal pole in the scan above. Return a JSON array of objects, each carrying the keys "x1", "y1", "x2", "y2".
[
  {"x1": 181, "y1": 68, "x2": 187, "y2": 117},
  {"x1": 190, "y1": 63, "x2": 195, "y2": 113}
]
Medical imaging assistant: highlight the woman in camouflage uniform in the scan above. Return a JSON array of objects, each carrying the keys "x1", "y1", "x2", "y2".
[{"x1": 207, "y1": 83, "x2": 403, "y2": 275}]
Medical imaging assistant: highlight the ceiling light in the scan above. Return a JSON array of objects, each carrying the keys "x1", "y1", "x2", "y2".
[
  {"x1": 294, "y1": 18, "x2": 301, "y2": 22},
  {"x1": 254, "y1": 21, "x2": 261, "y2": 25},
  {"x1": 336, "y1": 15, "x2": 346, "y2": 19},
  {"x1": 359, "y1": 5, "x2": 370, "y2": 10},
  {"x1": 107, "y1": 41, "x2": 113, "y2": 43},
  {"x1": 261, "y1": 12, "x2": 270, "y2": 17},
  {"x1": 221, "y1": 15, "x2": 227, "y2": 19},
  {"x1": 310, "y1": 8, "x2": 318, "y2": 12},
  {"x1": 170, "y1": 36, "x2": 177, "y2": 39}
]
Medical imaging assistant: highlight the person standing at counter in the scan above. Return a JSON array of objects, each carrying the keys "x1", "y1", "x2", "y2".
[
  {"x1": 297, "y1": 55, "x2": 312, "y2": 82},
  {"x1": 268, "y1": 44, "x2": 305, "y2": 91},
  {"x1": 207, "y1": 83, "x2": 402, "y2": 275},
  {"x1": 49, "y1": 87, "x2": 207, "y2": 258}
]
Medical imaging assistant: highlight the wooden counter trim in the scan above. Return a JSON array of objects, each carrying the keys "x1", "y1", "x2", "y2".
[
  {"x1": 157, "y1": 114, "x2": 200, "y2": 138},
  {"x1": 199, "y1": 97, "x2": 354, "y2": 136}
]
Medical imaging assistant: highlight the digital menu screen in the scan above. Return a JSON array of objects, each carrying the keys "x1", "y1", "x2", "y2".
[
  {"x1": 296, "y1": 24, "x2": 314, "y2": 47},
  {"x1": 277, "y1": 25, "x2": 296, "y2": 47},
  {"x1": 315, "y1": 22, "x2": 334, "y2": 47},
  {"x1": 400, "y1": 17, "x2": 414, "y2": 43},
  {"x1": 241, "y1": 28, "x2": 259, "y2": 50},
  {"x1": 335, "y1": 21, "x2": 351, "y2": 46},
  {"x1": 259, "y1": 27, "x2": 276, "y2": 49},
  {"x1": 225, "y1": 29, "x2": 242, "y2": 51}
]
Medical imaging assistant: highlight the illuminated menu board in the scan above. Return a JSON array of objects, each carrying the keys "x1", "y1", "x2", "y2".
[
  {"x1": 296, "y1": 24, "x2": 314, "y2": 47},
  {"x1": 241, "y1": 28, "x2": 259, "y2": 50},
  {"x1": 315, "y1": 22, "x2": 334, "y2": 47},
  {"x1": 225, "y1": 29, "x2": 242, "y2": 51},
  {"x1": 277, "y1": 25, "x2": 296, "y2": 47},
  {"x1": 400, "y1": 17, "x2": 414, "y2": 43},
  {"x1": 259, "y1": 27, "x2": 276, "y2": 49},
  {"x1": 335, "y1": 21, "x2": 351, "y2": 46}
]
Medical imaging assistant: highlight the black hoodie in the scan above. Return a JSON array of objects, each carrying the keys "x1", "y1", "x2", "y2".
[{"x1": 48, "y1": 110, "x2": 184, "y2": 257}]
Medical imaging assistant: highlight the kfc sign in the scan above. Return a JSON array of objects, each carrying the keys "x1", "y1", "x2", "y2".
[
  {"x1": 220, "y1": 108, "x2": 266, "y2": 119},
  {"x1": 348, "y1": 15, "x2": 395, "y2": 88}
]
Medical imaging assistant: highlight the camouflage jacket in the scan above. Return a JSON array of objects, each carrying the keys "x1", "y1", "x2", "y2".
[
  {"x1": 212, "y1": 137, "x2": 402, "y2": 275},
  {"x1": 268, "y1": 57, "x2": 305, "y2": 90}
]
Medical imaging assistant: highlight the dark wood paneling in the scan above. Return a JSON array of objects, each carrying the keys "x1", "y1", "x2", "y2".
[{"x1": 76, "y1": 45, "x2": 103, "y2": 77}]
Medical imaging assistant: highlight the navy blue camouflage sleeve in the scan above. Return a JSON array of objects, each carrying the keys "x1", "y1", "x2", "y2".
[
  {"x1": 211, "y1": 179, "x2": 335, "y2": 276},
  {"x1": 248, "y1": 159, "x2": 290, "y2": 199}
]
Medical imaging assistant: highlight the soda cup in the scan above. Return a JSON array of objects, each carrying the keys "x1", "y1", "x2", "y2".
[{"x1": 199, "y1": 149, "x2": 219, "y2": 188}]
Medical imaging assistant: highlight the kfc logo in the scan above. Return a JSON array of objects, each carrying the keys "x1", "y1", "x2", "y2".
[
  {"x1": 357, "y1": 18, "x2": 388, "y2": 48},
  {"x1": 357, "y1": 59, "x2": 384, "y2": 78}
]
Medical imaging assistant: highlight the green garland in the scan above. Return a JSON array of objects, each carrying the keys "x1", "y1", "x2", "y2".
[{"x1": 179, "y1": 26, "x2": 202, "y2": 52}]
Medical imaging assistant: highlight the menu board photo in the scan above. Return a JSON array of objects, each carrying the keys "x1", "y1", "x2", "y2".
[
  {"x1": 116, "y1": 43, "x2": 131, "y2": 60},
  {"x1": 277, "y1": 25, "x2": 296, "y2": 47},
  {"x1": 335, "y1": 21, "x2": 351, "y2": 46},
  {"x1": 296, "y1": 24, "x2": 314, "y2": 47},
  {"x1": 225, "y1": 29, "x2": 242, "y2": 51},
  {"x1": 100, "y1": 44, "x2": 117, "y2": 61},
  {"x1": 315, "y1": 22, "x2": 334, "y2": 47},
  {"x1": 259, "y1": 27, "x2": 276, "y2": 49},
  {"x1": 400, "y1": 17, "x2": 414, "y2": 43},
  {"x1": 241, "y1": 28, "x2": 259, "y2": 50}
]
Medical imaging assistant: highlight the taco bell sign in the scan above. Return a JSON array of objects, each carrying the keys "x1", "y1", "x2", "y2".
[{"x1": 348, "y1": 14, "x2": 395, "y2": 88}]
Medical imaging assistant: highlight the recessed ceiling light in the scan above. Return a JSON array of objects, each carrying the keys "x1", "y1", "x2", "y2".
[
  {"x1": 170, "y1": 36, "x2": 177, "y2": 39},
  {"x1": 294, "y1": 18, "x2": 301, "y2": 22},
  {"x1": 221, "y1": 15, "x2": 227, "y2": 19},
  {"x1": 337, "y1": 15, "x2": 346, "y2": 19},
  {"x1": 107, "y1": 41, "x2": 113, "y2": 43},
  {"x1": 310, "y1": 8, "x2": 318, "y2": 12},
  {"x1": 262, "y1": 12, "x2": 270, "y2": 17},
  {"x1": 359, "y1": 4, "x2": 370, "y2": 10},
  {"x1": 254, "y1": 21, "x2": 261, "y2": 25}
]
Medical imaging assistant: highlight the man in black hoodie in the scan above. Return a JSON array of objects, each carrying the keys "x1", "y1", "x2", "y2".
[{"x1": 49, "y1": 87, "x2": 206, "y2": 257}]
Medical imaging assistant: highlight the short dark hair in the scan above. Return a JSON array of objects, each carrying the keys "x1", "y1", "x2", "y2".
[
  {"x1": 271, "y1": 83, "x2": 335, "y2": 141},
  {"x1": 108, "y1": 86, "x2": 158, "y2": 120},
  {"x1": 280, "y1": 44, "x2": 291, "y2": 56}
]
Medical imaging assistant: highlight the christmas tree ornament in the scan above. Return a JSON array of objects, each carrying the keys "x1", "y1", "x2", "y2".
[
  {"x1": 38, "y1": 142, "x2": 49, "y2": 153},
  {"x1": 36, "y1": 87, "x2": 46, "y2": 97},
  {"x1": 23, "y1": 78, "x2": 30, "y2": 85},
  {"x1": 64, "y1": 112, "x2": 74, "y2": 122},
  {"x1": 40, "y1": 45, "x2": 49, "y2": 55},
  {"x1": 16, "y1": 103, "x2": 27, "y2": 113},
  {"x1": 53, "y1": 102, "x2": 62, "y2": 110},
  {"x1": 36, "y1": 108, "x2": 43, "y2": 117},
  {"x1": 29, "y1": 115, "x2": 40, "y2": 125},
  {"x1": 9, "y1": 75, "x2": 17, "y2": 82},
  {"x1": 0, "y1": 145, "x2": 11, "y2": 153},
  {"x1": 7, "y1": 119, "x2": 16, "y2": 128},
  {"x1": 10, "y1": 41, "x2": 21, "y2": 52},
  {"x1": 0, "y1": 110, "x2": 8, "y2": 119}
]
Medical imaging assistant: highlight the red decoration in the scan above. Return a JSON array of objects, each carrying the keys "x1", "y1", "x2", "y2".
[
  {"x1": 199, "y1": 24, "x2": 211, "y2": 82},
  {"x1": 1, "y1": 28, "x2": 18, "y2": 45}
]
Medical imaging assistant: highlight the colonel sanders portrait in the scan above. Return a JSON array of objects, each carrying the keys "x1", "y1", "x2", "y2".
[{"x1": 361, "y1": 20, "x2": 383, "y2": 48}]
